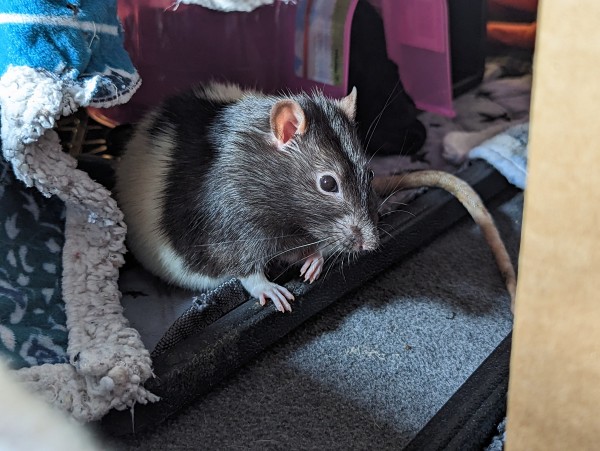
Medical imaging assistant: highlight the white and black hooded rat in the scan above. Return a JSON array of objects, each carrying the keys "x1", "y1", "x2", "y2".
[{"x1": 115, "y1": 83, "x2": 380, "y2": 313}]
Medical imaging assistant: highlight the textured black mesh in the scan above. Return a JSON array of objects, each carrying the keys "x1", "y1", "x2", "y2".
[{"x1": 151, "y1": 279, "x2": 248, "y2": 358}]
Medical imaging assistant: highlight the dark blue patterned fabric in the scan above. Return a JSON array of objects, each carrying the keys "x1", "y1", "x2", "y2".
[{"x1": 0, "y1": 158, "x2": 68, "y2": 369}]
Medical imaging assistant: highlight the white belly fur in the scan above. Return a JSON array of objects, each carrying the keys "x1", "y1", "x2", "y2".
[{"x1": 115, "y1": 112, "x2": 228, "y2": 291}]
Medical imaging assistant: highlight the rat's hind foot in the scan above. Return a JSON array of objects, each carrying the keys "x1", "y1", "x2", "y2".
[
  {"x1": 299, "y1": 251, "x2": 324, "y2": 283},
  {"x1": 240, "y1": 273, "x2": 295, "y2": 313}
]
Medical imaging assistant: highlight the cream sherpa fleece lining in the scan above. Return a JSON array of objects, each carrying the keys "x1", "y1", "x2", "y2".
[{"x1": 0, "y1": 66, "x2": 158, "y2": 422}]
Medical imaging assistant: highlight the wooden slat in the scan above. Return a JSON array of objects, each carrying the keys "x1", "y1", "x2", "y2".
[{"x1": 506, "y1": 2, "x2": 600, "y2": 449}]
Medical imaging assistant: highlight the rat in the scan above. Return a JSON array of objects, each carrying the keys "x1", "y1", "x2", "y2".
[
  {"x1": 115, "y1": 82, "x2": 380, "y2": 313},
  {"x1": 115, "y1": 82, "x2": 516, "y2": 313}
]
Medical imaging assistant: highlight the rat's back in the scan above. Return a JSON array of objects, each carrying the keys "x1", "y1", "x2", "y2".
[{"x1": 115, "y1": 82, "x2": 247, "y2": 289}]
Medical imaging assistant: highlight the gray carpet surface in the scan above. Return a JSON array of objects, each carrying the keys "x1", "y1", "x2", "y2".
[{"x1": 101, "y1": 191, "x2": 522, "y2": 451}]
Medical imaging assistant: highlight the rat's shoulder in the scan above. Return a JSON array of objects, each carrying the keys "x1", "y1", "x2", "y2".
[
  {"x1": 152, "y1": 81, "x2": 267, "y2": 129},
  {"x1": 188, "y1": 81, "x2": 264, "y2": 104},
  {"x1": 191, "y1": 81, "x2": 263, "y2": 104},
  {"x1": 145, "y1": 82, "x2": 252, "y2": 138}
]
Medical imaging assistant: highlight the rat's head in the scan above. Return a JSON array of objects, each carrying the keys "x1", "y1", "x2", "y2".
[{"x1": 268, "y1": 87, "x2": 380, "y2": 255}]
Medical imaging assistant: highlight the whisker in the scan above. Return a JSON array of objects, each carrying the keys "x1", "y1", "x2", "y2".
[
  {"x1": 192, "y1": 233, "x2": 305, "y2": 248},
  {"x1": 377, "y1": 222, "x2": 399, "y2": 235},
  {"x1": 323, "y1": 243, "x2": 343, "y2": 267},
  {"x1": 340, "y1": 255, "x2": 347, "y2": 284},
  {"x1": 321, "y1": 245, "x2": 344, "y2": 282},
  {"x1": 380, "y1": 209, "x2": 417, "y2": 219},
  {"x1": 364, "y1": 85, "x2": 405, "y2": 156},
  {"x1": 366, "y1": 142, "x2": 386, "y2": 166},
  {"x1": 398, "y1": 128, "x2": 408, "y2": 157},
  {"x1": 238, "y1": 236, "x2": 329, "y2": 274},
  {"x1": 338, "y1": 249, "x2": 348, "y2": 274},
  {"x1": 369, "y1": 118, "x2": 411, "y2": 167},
  {"x1": 364, "y1": 103, "x2": 387, "y2": 155},
  {"x1": 264, "y1": 237, "x2": 331, "y2": 266},
  {"x1": 377, "y1": 173, "x2": 411, "y2": 211},
  {"x1": 378, "y1": 189, "x2": 404, "y2": 211},
  {"x1": 378, "y1": 226, "x2": 395, "y2": 240},
  {"x1": 367, "y1": 125, "x2": 410, "y2": 169},
  {"x1": 271, "y1": 237, "x2": 342, "y2": 283},
  {"x1": 364, "y1": 80, "x2": 400, "y2": 149}
]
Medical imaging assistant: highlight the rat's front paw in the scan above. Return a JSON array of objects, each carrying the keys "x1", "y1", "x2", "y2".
[
  {"x1": 257, "y1": 283, "x2": 295, "y2": 313},
  {"x1": 240, "y1": 273, "x2": 295, "y2": 313},
  {"x1": 300, "y1": 251, "x2": 324, "y2": 283}
]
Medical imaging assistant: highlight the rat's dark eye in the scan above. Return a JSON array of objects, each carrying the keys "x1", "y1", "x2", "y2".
[{"x1": 319, "y1": 175, "x2": 338, "y2": 193}]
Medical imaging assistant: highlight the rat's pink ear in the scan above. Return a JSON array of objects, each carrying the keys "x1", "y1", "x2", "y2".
[
  {"x1": 337, "y1": 86, "x2": 357, "y2": 121},
  {"x1": 270, "y1": 100, "x2": 306, "y2": 148}
]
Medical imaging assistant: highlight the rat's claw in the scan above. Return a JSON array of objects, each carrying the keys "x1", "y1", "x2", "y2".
[
  {"x1": 262, "y1": 293, "x2": 284, "y2": 312},
  {"x1": 241, "y1": 274, "x2": 295, "y2": 313},
  {"x1": 300, "y1": 259, "x2": 311, "y2": 277},
  {"x1": 301, "y1": 253, "x2": 324, "y2": 283},
  {"x1": 277, "y1": 286, "x2": 295, "y2": 312},
  {"x1": 265, "y1": 285, "x2": 294, "y2": 312}
]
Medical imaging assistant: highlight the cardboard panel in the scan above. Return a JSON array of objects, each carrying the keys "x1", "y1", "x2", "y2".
[{"x1": 506, "y1": 1, "x2": 600, "y2": 449}]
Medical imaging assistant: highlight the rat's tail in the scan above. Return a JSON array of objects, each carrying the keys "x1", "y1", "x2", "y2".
[{"x1": 372, "y1": 170, "x2": 517, "y2": 312}]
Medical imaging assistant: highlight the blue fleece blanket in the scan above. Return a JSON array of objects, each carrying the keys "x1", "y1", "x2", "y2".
[
  {"x1": 469, "y1": 122, "x2": 529, "y2": 190},
  {"x1": 0, "y1": 0, "x2": 139, "y2": 106}
]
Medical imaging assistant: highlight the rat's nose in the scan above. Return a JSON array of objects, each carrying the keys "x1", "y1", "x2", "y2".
[
  {"x1": 350, "y1": 226, "x2": 378, "y2": 252},
  {"x1": 349, "y1": 224, "x2": 380, "y2": 252},
  {"x1": 350, "y1": 226, "x2": 365, "y2": 251}
]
